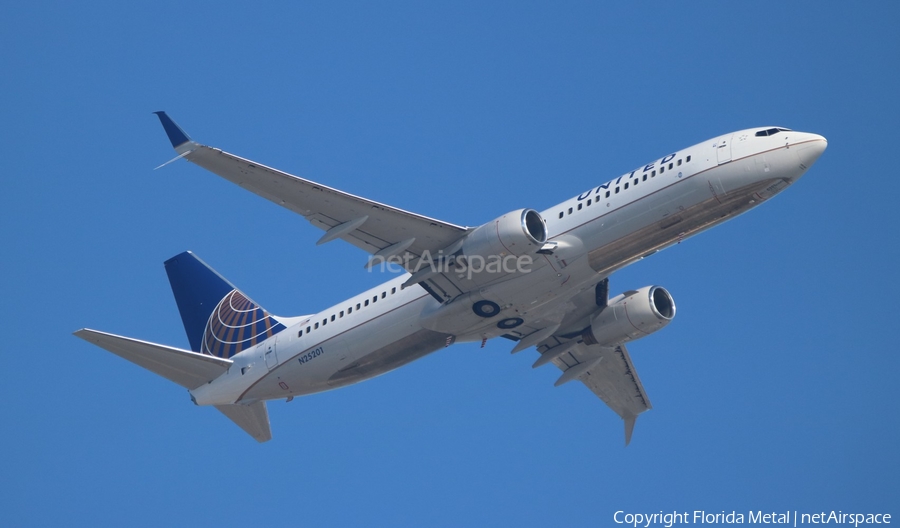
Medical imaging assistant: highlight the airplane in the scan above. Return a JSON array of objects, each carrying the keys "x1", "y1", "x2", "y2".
[{"x1": 75, "y1": 113, "x2": 827, "y2": 444}]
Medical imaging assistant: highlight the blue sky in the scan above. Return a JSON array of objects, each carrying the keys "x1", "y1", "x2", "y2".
[{"x1": 2, "y1": 2, "x2": 898, "y2": 526}]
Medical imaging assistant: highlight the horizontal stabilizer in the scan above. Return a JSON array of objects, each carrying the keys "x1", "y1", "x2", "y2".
[
  {"x1": 215, "y1": 402, "x2": 272, "y2": 442},
  {"x1": 74, "y1": 329, "x2": 231, "y2": 390}
]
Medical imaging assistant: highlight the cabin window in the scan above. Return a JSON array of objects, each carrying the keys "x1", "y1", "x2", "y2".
[
  {"x1": 686, "y1": 155, "x2": 691, "y2": 162},
  {"x1": 668, "y1": 163, "x2": 673, "y2": 170},
  {"x1": 660, "y1": 166, "x2": 665, "y2": 174},
  {"x1": 391, "y1": 287, "x2": 396, "y2": 294},
  {"x1": 615, "y1": 187, "x2": 620, "y2": 194},
  {"x1": 298, "y1": 330, "x2": 303, "y2": 337},
  {"x1": 677, "y1": 159, "x2": 682, "y2": 166},
  {"x1": 373, "y1": 296, "x2": 377, "y2": 303},
  {"x1": 381, "y1": 292, "x2": 386, "y2": 299},
  {"x1": 633, "y1": 179, "x2": 638, "y2": 186},
  {"x1": 357, "y1": 303, "x2": 361, "y2": 310},
  {"x1": 624, "y1": 182, "x2": 629, "y2": 190},
  {"x1": 364, "y1": 300, "x2": 369, "y2": 306},
  {"x1": 339, "y1": 311, "x2": 344, "y2": 318},
  {"x1": 605, "y1": 191, "x2": 610, "y2": 198},
  {"x1": 306, "y1": 326, "x2": 311, "y2": 333},
  {"x1": 314, "y1": 323, "x2": 319, "y2": 329},
  {"x1": 587, "y1": 199, "x2": 592, "y2": 206},
  {"x1": 577, "y1": 203, "x2": 582, "y2": 211},
  {"x1": 558, "y1": 212, "x2": 564, "y2": 219},
  {"x1": 643, "y1": 174, "x2": 647, "y2": 181},
  {"x1": 652, "y1": 170, "x2": 656, "y2": 177},
  {"x1": 348, "y1": 307, "x2": 352, "y2": 314},
  {"x1": 323, "y1": 319, "x2": 327, "y2": 326},
  {"x1": 568, "y1": 207, "x2": 573, "y2": 215}
]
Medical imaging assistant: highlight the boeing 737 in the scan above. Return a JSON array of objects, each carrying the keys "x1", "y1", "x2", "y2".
[{"x1": 75, "y1": 113, "x2": 827, "y2": 444}]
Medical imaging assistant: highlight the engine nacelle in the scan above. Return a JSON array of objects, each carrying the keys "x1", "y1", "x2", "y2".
[
  {"x1": 462, "y1": 208, "x2": 547, "y2": 260},
  {"x1": 582, "y1": 285, "x2": 675, "y2": 347}
]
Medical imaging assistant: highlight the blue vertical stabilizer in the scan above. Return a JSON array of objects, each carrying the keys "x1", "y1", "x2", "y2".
[
  {"x1": 164, "y1": 252, "x2": 235, "y2": 352},
  {"x1": 164, "y1": 251, "x2": 286, "y2": 357}
]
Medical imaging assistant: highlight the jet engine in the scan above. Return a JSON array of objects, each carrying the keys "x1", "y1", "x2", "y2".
[
  {"x1": 582, "y1": 285, "x2": 675, "y2": 347},
  {"x1": 461, "y1": 208, "x2": 547, "y2": 260}
]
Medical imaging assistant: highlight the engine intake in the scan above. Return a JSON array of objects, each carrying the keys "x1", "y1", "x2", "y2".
[
  {"x1": 462, "y1": 208, "x2": 547, "y2": 260},
  {"x1": 582, "y1": 285, "x2": 675, "y2": 347}
]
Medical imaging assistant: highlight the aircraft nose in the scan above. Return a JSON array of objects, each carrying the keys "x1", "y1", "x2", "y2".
[{"x1": 796, "y1": 133, "x2": 827, "y2": 167}]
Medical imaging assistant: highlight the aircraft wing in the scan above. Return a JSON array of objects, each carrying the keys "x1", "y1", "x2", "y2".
[
  {"x1": 154, "y1": 112, "x2": 470, "y2": 274},
  {"x1": 535, "y1": 338, "x2": 652, "y2": 445}
]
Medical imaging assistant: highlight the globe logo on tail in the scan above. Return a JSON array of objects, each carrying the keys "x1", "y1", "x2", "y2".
[{"x1": 202, "y1": 290, "x2": 286, "y2": 358}]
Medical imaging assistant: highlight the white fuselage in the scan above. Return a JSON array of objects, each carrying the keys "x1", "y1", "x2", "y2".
[{"x1": 190, "y1": 128, "x2": 827, "y2": 406}]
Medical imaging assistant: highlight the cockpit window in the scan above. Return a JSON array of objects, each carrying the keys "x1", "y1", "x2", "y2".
[{"x1": 755, "y1": 127, "x2": 793, "y2": 137}]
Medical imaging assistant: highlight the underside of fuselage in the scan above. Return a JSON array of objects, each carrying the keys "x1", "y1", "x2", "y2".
[
  {"x1": 242, "y1": 325, "x2": 451, "y2": 401},
  {"x1": 582, "y1": 139, "x2": 812, "y2": 277},
  {"x1": 587, "y1": 175, "x2": 788, "y2": 276}
]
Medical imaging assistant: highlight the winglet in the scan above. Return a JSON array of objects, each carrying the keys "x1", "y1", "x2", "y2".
[
  {"x1": 624, "y1": 415, "x2": 637, "y2": 446},
  {"x1": 153, "y1": 111, "x2": 192, "y2": 148}
]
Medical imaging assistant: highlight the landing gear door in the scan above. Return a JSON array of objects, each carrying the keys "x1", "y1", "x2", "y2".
[
  {"x1": 716, "y1": 135, "x2": 732, "y2": 165},
  {"x1": 264, "y1": 340, "x2": 278, "y2": 370}
]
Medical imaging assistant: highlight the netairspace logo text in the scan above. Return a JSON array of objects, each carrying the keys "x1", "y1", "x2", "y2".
[{"x1": 614, "y1": 511, "x2": 891, "y2": 528}]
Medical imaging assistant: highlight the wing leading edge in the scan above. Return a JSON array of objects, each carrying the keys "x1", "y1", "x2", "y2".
[{"x1": 153, "y1": 112, "x2": 470, "y2": 272}]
